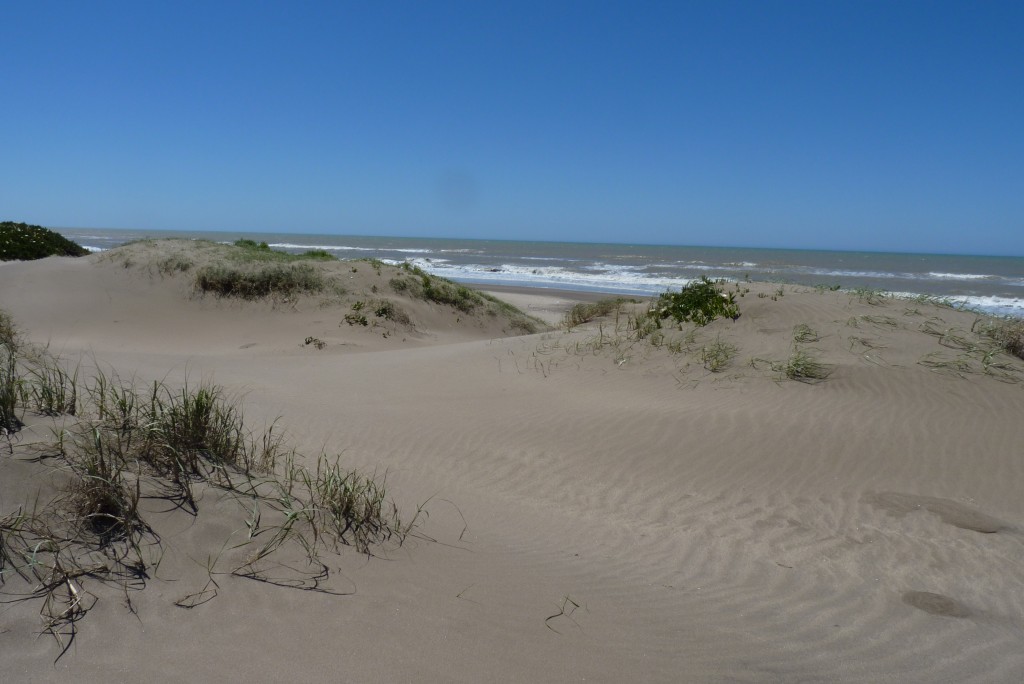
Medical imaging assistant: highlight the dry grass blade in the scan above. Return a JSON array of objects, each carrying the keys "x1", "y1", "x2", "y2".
[{"x1": 792, "y1": 324, "x2": 821, "y2": 343}]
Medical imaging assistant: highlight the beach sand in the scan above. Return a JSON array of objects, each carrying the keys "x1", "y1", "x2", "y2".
[{"x1": 2, "y1": 241, "x2": 1023, "y2": 682}]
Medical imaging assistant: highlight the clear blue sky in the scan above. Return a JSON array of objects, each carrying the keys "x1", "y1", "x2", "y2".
[{"x1": 3, "y1": 1, "x2": 1022, "y2": 255}]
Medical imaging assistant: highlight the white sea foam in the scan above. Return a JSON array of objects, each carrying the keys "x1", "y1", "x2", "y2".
[
  {"x1": 927, "y1": 272, "x2": 991, "y2": 280},
  {"x1": 945, "y1": 295, "x2": 1024, "y2": 316},
  {"x1": 268, "y1": 242, "x2": 434, "y2": 254},
  {"x1": 82, "y1": 245, "x2": 106, "y2": 252},
  {"x1": 405, "y1": 259, "x2": 693, "y2": 294}
]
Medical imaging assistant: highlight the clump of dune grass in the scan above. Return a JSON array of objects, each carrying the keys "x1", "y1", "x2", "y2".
[
  {"x1": 563, "y1": 297, "x2": 632, "y2": 329},
  {"x1": 851, "y1": 287, "x2": 888, "y2": 306},
  {"x1": 975, "y1": 318, "x2": 1024, "y2": 360},
  {"x1": 774, "y1": 349, "x2": 833, "y2": 383},
  {"x1": 627, "y1": 310, "x2": 662, "y2": 340},
  {"x1": 27, "y1": 356, "x2": 79, "y2": 416},
  {"x1": 64, "y1": 428, "x2": 146, "y2": 547},
  {"x1": 793, "y1": 323, "x2": 821, "y2": 343},
  {"x1": 0, "y1": 342, "x2": 21, "y2": 433},
  {"x1": 0, "y1": 310, "x2": 18, "y2": 350},
  {"x1": 0, "y1": 311, "x2": 25, "y2": 432},
  {"x1": 194, "y1": 263, "x2": 327, "y2": 299},
  {"x1": 310, "y1": 457, "x2": 400, "y2": 554},
  {"x1": 0, "y1": 313, "x2": 418, "y2": 657},
  {"x1": 701, "y1": 335, "x2": 738, "y2": 372},
  {"x1": 157, "y1": 255, "x2": 193, "y2": 275}
]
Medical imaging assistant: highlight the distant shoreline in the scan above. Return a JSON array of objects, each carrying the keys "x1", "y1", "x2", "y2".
[{"x1": 55, "y1": 228, "x2": 1024, "y2": 317}]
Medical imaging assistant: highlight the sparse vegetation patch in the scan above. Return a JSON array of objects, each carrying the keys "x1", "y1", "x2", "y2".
[
  {"x1": 194, "y1": 263, "x2": 327, "y2": 299},
  {"x1": 0, "y1": 312, "x2": 418, "y2": 656},
  {"x1": 563, "y1": 297, "x2": 632, "y2": 329}
]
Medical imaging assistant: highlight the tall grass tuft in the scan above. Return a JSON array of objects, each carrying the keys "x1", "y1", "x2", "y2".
[
  {"x1": 311, "y1": 456, "x2": 399, "y2": 554},
  {"x1": 0, "y1": 343, "x2": 21, "y2": 432},
  {"x1": 65, "y1": 428, "x2": 144, "y2": 546},
  {"x1": 777, "y1": 349, "x2": 833, "y2": 383},
  {"x1": 28, "y1": 357, "x2": 79, "y2": 416},
  {"x1": 976, "y1": 318, "x2": 1024, "y2": 360}
]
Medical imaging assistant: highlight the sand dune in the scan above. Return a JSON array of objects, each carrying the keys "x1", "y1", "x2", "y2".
[{"x1": 2, "y1": 242, "x2": 1023, "y2": 682}]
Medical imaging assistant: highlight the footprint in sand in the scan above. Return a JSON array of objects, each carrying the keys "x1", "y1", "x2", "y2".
[
  {"x1": 902, "y1": 591, "x2": 971, "y2": 618},
  {"x1": 865, "y1": 492, "x2": 1008, "y2": 534}
]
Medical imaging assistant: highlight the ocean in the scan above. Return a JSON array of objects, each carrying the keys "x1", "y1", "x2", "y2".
[{"x1": 60, "y1": 228, "x2": 1024, "y2": 317}]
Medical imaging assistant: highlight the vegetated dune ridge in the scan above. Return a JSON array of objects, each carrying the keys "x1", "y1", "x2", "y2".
[{"x1": 1, "y1": 240, "x2": 1023, "y2": 683}]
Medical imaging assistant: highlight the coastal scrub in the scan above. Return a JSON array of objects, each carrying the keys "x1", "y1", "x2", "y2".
[{"x1": 1, "y1": 221, "x2": 89, "y2": 261}]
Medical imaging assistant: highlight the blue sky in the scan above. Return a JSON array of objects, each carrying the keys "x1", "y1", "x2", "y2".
[{"x1": 2, "y1": 1, "x2": 1022, "y2": 255}]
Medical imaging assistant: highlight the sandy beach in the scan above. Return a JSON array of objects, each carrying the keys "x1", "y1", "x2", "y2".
[{"x1": 2, "y1": 240, "x2": 1023, "y2": 683}]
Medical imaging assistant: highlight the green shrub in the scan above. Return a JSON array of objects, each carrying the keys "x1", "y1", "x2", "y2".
[
  {"x1": 343, "y1": 312, "x2": 368, "y2": 326},
  {"x1": 1, "y1": 221, "x2": 89, "y2": 261},
  {"x1": 651, "y1": 277, "x2": 740, "y2": 326}
]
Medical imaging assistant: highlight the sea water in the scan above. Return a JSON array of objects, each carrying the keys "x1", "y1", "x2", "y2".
[{"x1": 61, "y1": 228, "x2": 1024, "y2": 317}]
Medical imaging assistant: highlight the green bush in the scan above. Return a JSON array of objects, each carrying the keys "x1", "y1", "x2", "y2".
[
  {"x1": 651, "y1": 277, "x2": 740, "y2": 326},
  {"x1": 1, "y1": 221, "x2": 89, "y2": 261}
]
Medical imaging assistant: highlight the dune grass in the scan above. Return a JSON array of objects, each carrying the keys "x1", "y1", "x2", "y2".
[
  {"x1": 230, "y1": 238, "x2": 336, "y2": 263},
  {"x1": 563, "y1": 297, "x2": 634, "y2": 329},
  {"x1": 0, "y1": 343, "x2": 20, "y2": 432},
  {"x1": 701, "y1": 335, "x2": 738, "y2": 372},
  {"x1": 793, "y1": 323, "x2": 821, "y2": 343},
  {"x1": 194, "y1": 263, "x2": 328, "y2": 299},
  {"x1": 0, "y1": 311, "x2": 417, "y2": 656},
  {"x1": 389, "y1": 263, "x2": 544, "y2": 333},
  {"x1": 777, "y1": 349, "x2": 833, "y2": 383},
  {"x1": 976, "y1": 318, "x2": 1024, "y2": 360}
]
